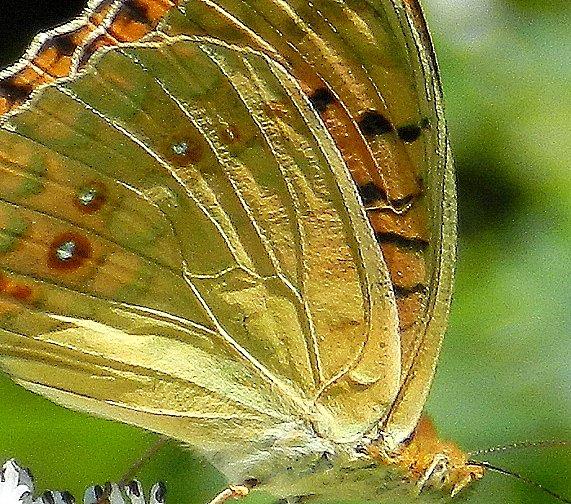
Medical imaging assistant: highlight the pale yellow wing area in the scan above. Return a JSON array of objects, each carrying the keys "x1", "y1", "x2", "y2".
[
  {"x1": 0, "y1": 39, "x2": 400, "y2": 443},
  {"x1": 160, "y1": 0, "x2": 456, "y2": 444}
]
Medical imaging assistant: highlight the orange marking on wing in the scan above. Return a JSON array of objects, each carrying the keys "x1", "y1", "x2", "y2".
[
  {"x1": 369, "y1": 205, "x2": 430, "y2": 243},
  {"x1": 107, "y1": 0, "x2": 180, "y2": 41},
  {"x1": 32, "y1": 28, "x2": 91, "y2": 77},
  {"x1": 33, "y1": 48, "x2": 75, "y2": 78},
  {"x1": 7, "y1": 67, "x2": 51, "y2": 90},
  {"x1": 368, "y1": 137, "x2": 423, "y2": 203},
  {"x1": 396, "y1": 292, "x2": 425, "y2": 332},
  {"x1": 379, "y1": 242, "x2": 426, "y2": 290},
  {"x1": 317, "y1": 100, "x2": 376, "y2": 187},
  {"x1": 81, "y1": 34, "x2": 119, "y2": 64},
  {"x1": 109, "y1": 14, "x2": 152, "y2": 41},
  {"x1": 0, "y1": 0, "x2": 181, "y2": 115},
  {"x1": 0, "y1": 274, "x2": 34, "y2": 304},
  {"x1": 134, "y1": 0, "x2": 179, "y2": 23},
  {"x1": 90, "y1": 0, "x2": 116, "y2": 21},
  {"x1": 296, "y1": 77, "x2": 393, "y2": 192}
]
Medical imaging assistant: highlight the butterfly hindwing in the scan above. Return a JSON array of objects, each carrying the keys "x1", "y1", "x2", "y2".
[
  {"x1": 0, "y1": 38, "x2": 401, "y2": 442},
  {"x1": 0, "y1": 0, "x2": 455, "y2": 447}
]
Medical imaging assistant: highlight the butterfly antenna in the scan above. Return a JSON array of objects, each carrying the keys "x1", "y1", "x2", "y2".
[
  {"x1": 468, "y1": 460, "x2": 571, "y2": 503},
  {"x1": 469, "y1": 439, "x2": 569, "y2": 457},
  {"x1": 119, "y1": 436, "x2": 169, "y2": 486}
]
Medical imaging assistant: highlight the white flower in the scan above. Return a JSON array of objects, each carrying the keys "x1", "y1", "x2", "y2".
[
  {"x1": 33, "y1": 490, "x2": 75, "y2": 504},
  {"x1": 0, "y1": 460, "x2": 34, "y2": 504},
  {"x1": 84, "y1": 481, "x2": 166, "y2": 504},
  {"x1": 1, "y1": 460, "x2": 166, "y2": 504}
]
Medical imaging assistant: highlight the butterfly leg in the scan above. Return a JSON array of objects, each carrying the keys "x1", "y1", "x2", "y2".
[{"x1": 208, "y1": 485, "x2": 250, "y2": 504}]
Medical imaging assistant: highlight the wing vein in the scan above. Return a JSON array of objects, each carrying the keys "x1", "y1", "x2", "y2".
[
  {"x1": 183, "y1": 268, "x2": 309, "y2": 414},
  {"x1": 200, "y1": 44, "x2": 324, "y2": 385},
  {"x1": 0, "y1": 195, "x2": 182, "y2": 279},
  {"x1": 52, "y1": 85, "x2": 254, "y2": 273}
]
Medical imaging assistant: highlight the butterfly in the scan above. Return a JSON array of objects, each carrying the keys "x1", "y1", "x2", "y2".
[{"x1": 0, "y1": 0, "x2": 486, "y2": 502}]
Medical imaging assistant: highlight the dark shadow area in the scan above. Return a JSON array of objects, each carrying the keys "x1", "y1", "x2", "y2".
[
  {"x1": 0, "y1": 0, "x2": 85, "y2": 68},
  {"x1": 455, "y1": 153, "x2": 527, "y2": 239}
]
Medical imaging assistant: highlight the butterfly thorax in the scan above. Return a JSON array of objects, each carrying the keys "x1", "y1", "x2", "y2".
[{"x1": 204, "y1": 416, "x2": 483, "y2": 503}]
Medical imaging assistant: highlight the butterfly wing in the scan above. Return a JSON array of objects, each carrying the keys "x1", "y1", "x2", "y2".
[
  {"x1": 0, "y1": 38, "x2": 401, "y2": 443},
  {"x1": 0, "y1": 0, "x2": 455, "y2": 446},
  {"x1": 161, "y1": 0, "x2": 456, "y2": 444}
]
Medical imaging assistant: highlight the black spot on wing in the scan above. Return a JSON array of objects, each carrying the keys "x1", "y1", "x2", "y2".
[
  {"x1": 44, "y1": 31, "x2": 80, "y2": 57},
  {"x1": 357, "y1": 110, "x2": 393, "y2": 137},
  {"x1": 397, "y1": 124, "x2": 422, "y2": 143},
  {"x1": 308, "y1": 87, "x2": 336, "y2": 113},
  {"x1": 357, "y1": 182, "x2": 385, "y2": 206},
  {"x1": 119, "y1": 0, "x2": 154, "y2": 26},
  {"x1": 393, "y1": 283, "x2": 428, "y2": 299},
  {"x1": 0, "y1": 78, "x2": 33, "y2": 101},
  {"x1": 375, "y1": 232, "x2": 429, "y2": 253}
]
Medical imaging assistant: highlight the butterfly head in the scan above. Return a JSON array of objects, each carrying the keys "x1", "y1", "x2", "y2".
[{"x1": 369, "y1": 416, "x2": 485, "y2": 497}]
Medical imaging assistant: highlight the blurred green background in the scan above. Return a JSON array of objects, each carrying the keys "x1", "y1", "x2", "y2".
[{"x1": 0, "y1": 0, "x2": 568, "y2": 503}]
